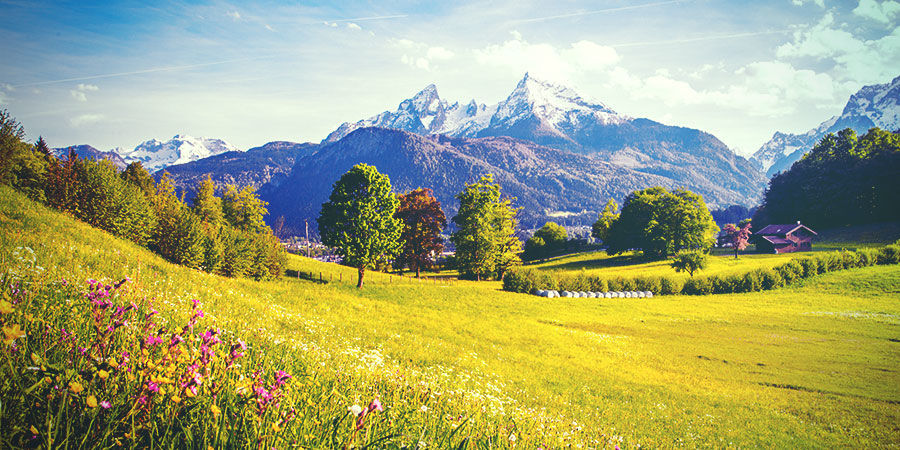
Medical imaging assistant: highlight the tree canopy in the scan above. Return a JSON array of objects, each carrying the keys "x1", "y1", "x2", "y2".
[
  {"x1": 395, "y1": 188, "x2": 446, "y2": 277},
  {"x1": 591, "y1": 198, "x2": 619, "y2": 244},
  {"x1": 450, "y1": 174, "x2": 522, "y2": 280},
  {"x1": 522, "y1": 222, "x2": 567, "y2": 261},
  {"x1": 318, "y1": 164, "x2": 403, "y2": 288},
  {"x1": 753, "y1": 127, "x2": 900, "y2": 229},
  {"x1": 605, "y1": 186, "x2": 718, "y2": 259}
]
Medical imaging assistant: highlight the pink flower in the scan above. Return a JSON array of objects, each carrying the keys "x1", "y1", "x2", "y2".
[
  {"x1": 367, "y1": 398, "x2": 384, "y2": 413},
  {"x1": 100, "y1": 400, "x2": 111, "y2": 409}
]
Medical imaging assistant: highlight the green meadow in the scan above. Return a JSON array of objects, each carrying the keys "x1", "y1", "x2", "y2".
[{"x1": 2, "y1": 185, "x2": 899, "y2": 448}]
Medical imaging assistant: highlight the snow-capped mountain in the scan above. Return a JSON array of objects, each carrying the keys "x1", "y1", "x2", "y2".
[
  {"x1": 323, "y1": 73, "x2": 764, "y2": 207},
  {"x1": 119, "y1": 135, "x2": 240, "y2": 172},
  {"x1": 323, "y1": 84, "x2": 497, "y2": 143},
  {"x1": 752, "y1": 74, "x2": 900, "y2": 177}
]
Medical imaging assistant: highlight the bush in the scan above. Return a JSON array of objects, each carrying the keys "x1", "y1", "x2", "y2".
[
  {"x1": 878, "y1": 245, "x2": 900, "y2": 265},
  {"x1": 796, "y1": 257, "x2": 820, "y2": 278},
  {"x1": 635, "y1": 276, "x2": 662, "y2": 294},
  {"x1": 588, "y1": 276, "x2": 608, "y2": 293},
  {"x1": 659, "y1": 276, "x2": 684, "y2": 295},
  {"x1": 502, "y1": 267, "x2": 537, "y2": 293},
  {"x1": 741, "y1": 270, "x2": 763, "y2": 292},
  {"x1": 855, "y1": 248, "x2": 878, "y2": 267},
  {"x1": 818, "y1": 252, "x2": 843, "y2": 272},
  {"x1": 683, "y1": 277, "x2": 713, "y2": 295},
  {"x1": 775, "y1": 260, "x2": 803, "y2": 285},
  {"x1": 759, "y1": 268, "x2": 784, "y2": 290},
  {"x1": 839, "y1": 250, "x2": 861, "y2": 269}
]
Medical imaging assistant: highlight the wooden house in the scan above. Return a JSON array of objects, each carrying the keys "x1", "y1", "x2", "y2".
[{"x1": 753, "y1": 222, "x2": 817, "y2": 254}]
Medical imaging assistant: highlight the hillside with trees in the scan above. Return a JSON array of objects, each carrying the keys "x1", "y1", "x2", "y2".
[{"x1": 753, "y1": 128, "x2": 900, "y2": 229}]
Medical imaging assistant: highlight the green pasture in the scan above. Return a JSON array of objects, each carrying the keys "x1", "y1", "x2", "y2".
[{"x1": 1, "y1": 186, "x2": 898, "y2": 447}]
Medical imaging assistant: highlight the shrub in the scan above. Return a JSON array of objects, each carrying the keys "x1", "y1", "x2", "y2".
[
  {"x1": 671, "y1": 251, "x2": 708, "y2": 277},
  {"x1": 588, "y1": 276, "x2": 608, "y2": 293},
  {"x1": 796, "y1": 257, "x2": 820, "y2": 278},
  {"x1": 635, "y1": 276, "x2": 662, "y2": 294},
  {"x1": 759, "y1": 268, "x2": 784, "y2": 290},
  {"x1": 855, "y1": 248, "x2": 878, "y2": 267},
  {"x1": 683, "y1": 277, "x2": 713, "y2": 295},
  {"x1": 819, "y1": 252, "x2": 843, "y2": 272},
  {"x1": 741, "y1": 270, "x2": 763, "y2": 292},
  {"x1": 775, "y1": 260, "x2": 803, "y2": 285},
  {"x1": 503, "y1": 267, "x2": 537, "y2": 293},
  {"x1": 659, "y1": 276, "x2": 684, "y2": 295},
  {"x1": 878, "y1": 245, "x2": 900, "y2": 265},
  {"x1": 839, "y1": 250, "x2": 861, "y2": 269}
]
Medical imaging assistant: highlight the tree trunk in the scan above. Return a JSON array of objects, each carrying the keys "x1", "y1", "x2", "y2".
[
  {"x1": 357, "y1": 267, "x2": 365, "y2": 288},
  {"x1": 415, "y1": 263, "x2": 420, "y2": 278}
]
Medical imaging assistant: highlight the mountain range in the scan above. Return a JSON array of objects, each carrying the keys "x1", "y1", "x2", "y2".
[
  {"x1": 52, "y1": 145, "x2": 128, "y2": 170},
  {"x1": 752, "y1": 75, "x2": 900, "y2": 177},
  {"x1": 60, "y1": 73, "x2": 786, "y2": 230}
]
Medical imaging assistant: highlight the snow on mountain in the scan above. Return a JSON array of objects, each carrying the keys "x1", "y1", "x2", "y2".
[
  {"x1": 120, "y1": 135, "x2": 240, "y2": 172},
  {"x1": 752, "y1": 74, "x2": 900, "y2": 177}
]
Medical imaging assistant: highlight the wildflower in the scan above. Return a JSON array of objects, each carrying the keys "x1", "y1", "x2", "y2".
[
  {"x1": 100, "y1": 400, "x2": 111, "y2": 409},
  {"x1": 367, "y1": 398, "x2": 384, "y2": 413},
  {"x1": 420, "y1": 405, "x2": 428, "y2": 413},
  {"x1": 272, "y1": 422, "x2": 282, "y2": 432},
  {"x1": 210, "y1": 404, "x2": 221, "y2": 416},
  {"x1": 349, "y1": 404, "x2": 363, "y2": 416},
  {"x1": 97, "y1": 370, "x2": 109, "y2": 380},
  {"x1": 30, "y1": 425, "x2": 39, "y2": 435},
  {"x1": 0, "y1": 299, "x2": 13, "y2": 314},
  {"x1": 509, "y1": 434, "x2": 516, "y2": 442},
  {"x1": 147, "y1": 382, "x2": 159, "y2": 393},
  {"x1": 108, "y1": 358, "x2": 118, "y2": 368},
  {"x1": 3, "y1": 324, "x2": 25, "y2": 345},
  {"x1": 86, "y1": 395, "x2": 98, "y2": 408},
  {"x1": 69, "y1": 381, "x2": 84, "y2": 394},
  {"x1": 171, "y1": 395, "x2": 181, "y2": 403}
]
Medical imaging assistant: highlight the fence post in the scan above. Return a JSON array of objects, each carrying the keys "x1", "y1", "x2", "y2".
[{"x1": 319, "y1": 272, "x2": 322, "y2": 282}]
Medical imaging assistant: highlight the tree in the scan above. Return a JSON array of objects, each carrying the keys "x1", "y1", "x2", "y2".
[
  {"x1": 534, "y1": 222, "x2": 567, "y2": 247},
  {"x1": 192, "y1": 175, "x2": 224, "y2": 227},
  {"x1": 395, "y1": 188, "x2": 446, "y2": 277},
  {"x1": 318, "y1": 164, "x2": 403, "y2": 288},
  {"x1": 605, "y1": 187, "x2": 718, "y2": 259},
  {"x1": 222, "y1": 184, "x2": 270, "y2": 233},
  {"x1": 591, "y1": 198, "x2": 619, "y2": 244},
  {"x1": 722, "y1": 220, "x2": 752, "y2": 259},
  {"x1": 121, "y1": 162, "x2": 156, "y2": 197},
  {"x1": 0, "y1": 109, "x2": 27, "y2": 183},
  {"x1": 450, "y1": 174, "x2": 522, "y2": 280},
  {"x1": 671, "y1": 251, "x2": 708, "y2": 277},
  {"x1": 33, "y1": 136, "x2": 51, "y2": 156},
  {"x1": 522, "y1": 236, "x2": 547, "y2": 261}
]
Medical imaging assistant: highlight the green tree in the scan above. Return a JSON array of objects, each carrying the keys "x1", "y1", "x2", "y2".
[
  {"x1": 318, "y1": 164, "x2": 403, "y2": 288},
  {"x1": 0, "y1": 109, "x2": 27, "y2": 183},
  {"x1": 606, "y1": 187, "x2": 718, "y2": 259},
  {"x1": 121, "y1": 162, "x2": 156, "y2": 197},
  {"x1": 222, "y1": 184, "x2": 270, "y2": 233},
  {"x1": 591, "y1": 198, "x2": 619, "y2": 244},
  {"x1": 193, "y1": 175, "x2": 225, "y2": 227},
  {"x1": 671, "y1": 251, "x2": 708, "y2": 277},
  {"x1": 74, "y1": 158, "x2": 156, "y2": 247},
  {"x1": 450, "y1": 174, "x2": 522, "y2": 280},
  {"x1": 534, "y1": 222, "x2": 567, "y2": 247},
  {"x1": 150, "y1": 173, "x2": 204, "y2": 267},
  {"x1": 34, "y1": 136, "x2": 51, "y2": 156},
  {"x1": 522, "y1": 236, "x2": 547, "y2": 261}
]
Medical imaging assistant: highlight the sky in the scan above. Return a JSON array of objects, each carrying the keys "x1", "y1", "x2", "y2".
[{"x1": 0, "y1": 0, "x2": 898, "y2": 156}]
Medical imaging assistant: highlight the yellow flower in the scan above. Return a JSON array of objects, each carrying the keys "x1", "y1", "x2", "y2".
[
  {"x1": 171, "y1": 395, "x2": 181, "y2": 404},
  {"x1": 210, "y1": 404, "x2": 221, "y2": 416},
  {"x1": 272, "y1": 422, "x2": 282, "y2": 433},
  {"x1": 2, "y1": 324, "x2": 25, "y2": 345},
  {"x1": 0, "y1": 300, "x2": 13, "y2": 314},
  {"x1": 97, "y1": 370, "x2": 109, "y2": 380},
  {"x1": 30, "y1": 425, "x2": 38, "y2": 435},
  {"x1": 86, "y1": 395, "x2": 98, "y2": 408},
  {"x1": 108, "y1": 358, "x2": 118, "y2": 368},
  {"x1": 69, "y1": 381, "x2": 84, "y2": 394}
]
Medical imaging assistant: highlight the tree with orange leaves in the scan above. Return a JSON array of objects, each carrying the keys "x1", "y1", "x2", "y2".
[{"x1": 395, "y1": 188, "x2": 447, "y2": 277}]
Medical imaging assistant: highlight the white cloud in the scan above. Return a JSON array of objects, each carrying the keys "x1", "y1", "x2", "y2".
[
  {"x1": 0, "y1": 91, "x2": 8, "y2": 105},
  {"x1": 426, "y1": 46, "x2": 454, "y2": 60},
  {"x1": 69, "y1": 113, "x2": 105, "y2": 127},
  {"x1": 227, "y1": 10, "x2": 241, "y2": 20},
  {"x1": 70, "y1": 83, "x2": 99, "y2": 102},
  {"x1": 347, "y1": 22, "x2": 361, "y2": 30},
  {"x1": 474, "y1": 34, "x2": 621, "y2": 82},
  {"x1": 265, "y1": 24, "x2": 274, "y2": 31},
  {"x1": 323, "y1": 21, "x2": 338, "y2": 27},
  {"x1": 853, "y1": 0, "x2": 900, "y2": 23},
  {"x1": 776, "y1": 12, "x2": 900, "y2": 85},
  {"x1": 791, "y1": 0, "x2": 825, "y2": 7}
]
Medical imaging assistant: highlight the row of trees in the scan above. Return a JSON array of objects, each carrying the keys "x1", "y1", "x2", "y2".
[
  {"x1": 318, "y1": 165, "x2": 521, "y2": 287},
  {"x1": 753, "y1": 127, "x2": 899, "y2": 229},
  {"x1": 0, "y1": 110, "x2": 284, "y2": 280}
]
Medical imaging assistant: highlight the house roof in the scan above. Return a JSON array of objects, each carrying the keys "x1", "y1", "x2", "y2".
[
  {"x1": 760, "y1": 236, "x2": 792, "y2": 245},
  {"x1": 756, "y1": 223, "x2": 818, "y2": 236}
]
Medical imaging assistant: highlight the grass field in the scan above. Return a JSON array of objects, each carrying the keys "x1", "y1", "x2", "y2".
[{"x1": 2, "y1": 186, "x2": 899, "y2": 447}]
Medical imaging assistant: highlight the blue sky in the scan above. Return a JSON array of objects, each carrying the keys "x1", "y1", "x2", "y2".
[{"x1": 1, "y1": 0, "x2": 898, "y2": 155}]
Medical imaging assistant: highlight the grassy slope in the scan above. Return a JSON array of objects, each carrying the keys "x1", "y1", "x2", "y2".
[{"x1": 2, "y1": 186, "x2": 899, "y2": 447}]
